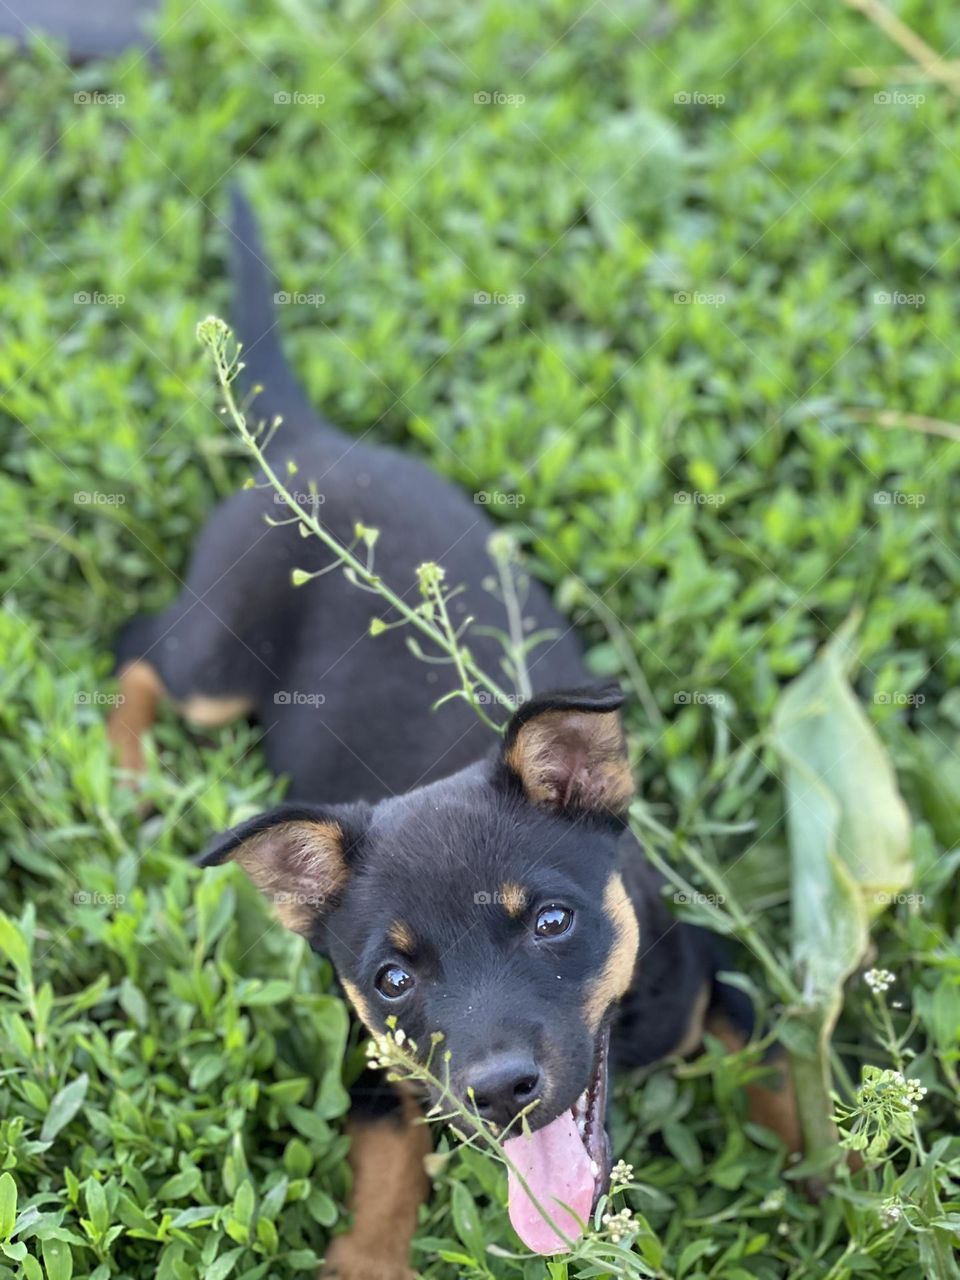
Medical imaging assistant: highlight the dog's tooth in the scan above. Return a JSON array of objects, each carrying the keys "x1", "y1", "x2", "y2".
[{"x1": 590, "y1": 1160, "x2": 599, "y2": 1178}]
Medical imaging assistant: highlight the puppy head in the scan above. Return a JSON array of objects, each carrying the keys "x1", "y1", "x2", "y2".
[{"x1": 202, "y1": 683, "x2": 640, "y2": 1249}]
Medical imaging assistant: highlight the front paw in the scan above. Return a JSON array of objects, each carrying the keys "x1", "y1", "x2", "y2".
[{"x1": 320, "y1": 1234, "x2": 415, "y2": 1280}]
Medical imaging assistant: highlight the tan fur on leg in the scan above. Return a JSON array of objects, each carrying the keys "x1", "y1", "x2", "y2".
[
  {"x1": 321, "y1": 1100, "x2": 431, "y2": 1280},
  {"x1": 704, "y1": 1013, "x2": 803, "y2": 1153},
  {"x1": 106, "y1": 660, "x2": 166, "y2": 778}
]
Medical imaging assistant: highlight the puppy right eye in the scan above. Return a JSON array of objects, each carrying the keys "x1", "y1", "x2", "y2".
[
  {"x1": 375, "y1": 963, "x2": 415, "y2": 999},
  {"x1": 534, "y1": 904, "x2": 574, "y2": 938}
]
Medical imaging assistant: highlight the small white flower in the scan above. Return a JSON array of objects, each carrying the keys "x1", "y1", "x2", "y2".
[
  {"x1": 601, "y1": 1207, "x2": 634, "y2": 1244},
  {"x1": 759, "y1": 1188, "x2": 786, "y2": 1212},
  {"x1": 879, "y1": 1198, "x2": 902, "y2": 1227},
  {"x1": 864, "y1": 967, "x2": 895, "y2": 994},
  {"x1": 903, "y1": 1078, "x2": 927, "y2": 1106}
]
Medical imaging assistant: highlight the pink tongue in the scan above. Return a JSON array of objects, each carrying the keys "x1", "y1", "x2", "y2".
[{"x1": 503, "y1": 1112, "x2": 594, "y2": 1254}]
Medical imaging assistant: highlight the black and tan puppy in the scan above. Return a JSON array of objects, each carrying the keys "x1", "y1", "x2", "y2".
[{"x1": 108, "y1": 191, "x2": 799, "y2": 1279}]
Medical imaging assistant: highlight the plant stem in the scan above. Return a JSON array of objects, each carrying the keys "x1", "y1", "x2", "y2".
[
  {"x1": 428, "y1": 573, "x2": 500, "y2": 731},
  {"x1": 787, "y1": 1008, "x2": 842, "y2": 1171},
  {"x1": 197, "y1": 318, "x2": 514, "y2": 715},
  {"x1": 489, "y1": 533, "x2": 532, "y2": 701},
  {"x1": 633, "y1": 806, "x2": 800, "y2": 1006},
  {"x1": 875, "y1": 997, "x2": 927, "y2": 1158},
  {"x1": 576, "y1": 585, "x2": 663, "y2": 729},
  {"x1": 634, "y1": 805, "x2": 863, "y2": 1172}
]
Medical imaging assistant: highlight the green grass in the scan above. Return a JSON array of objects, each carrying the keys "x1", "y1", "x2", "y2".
[{"x1": 1, "y1": 0, "x2": 959, "y2": 1276}]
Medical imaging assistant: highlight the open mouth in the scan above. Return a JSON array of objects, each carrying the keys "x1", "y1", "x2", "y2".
[{"x1": 502, "y1": 1028, "x2": 611, "y2": 1255}]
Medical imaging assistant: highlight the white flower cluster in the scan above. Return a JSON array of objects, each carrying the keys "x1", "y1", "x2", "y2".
[
  {"x1": 894, "y1": 1072, "x2": 928, "y2": 1112},
  {"x1": 879, "y1": 1198, "x2": 902, "y2": 1227},
  {"x1": 610, "y1": 1159, "x2": 634, "y2": 1187},
  {"x1": 601, "y1": 1206, "x2": 634, "y2": 1243},
  {"x1": 836, "y1": 1064, "x2": 928, "y2": 1158},
  {"x1": 864, "y1": 968, "x2": 895, "y2": 994},
  {"x1": 365, "y1": 1024, "x2": 417, "y2": 1071}
]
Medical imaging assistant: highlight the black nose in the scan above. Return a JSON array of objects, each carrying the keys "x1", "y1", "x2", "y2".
[{"x1": 465, "y1": 1054, "x2": 542, "y2": 1127}]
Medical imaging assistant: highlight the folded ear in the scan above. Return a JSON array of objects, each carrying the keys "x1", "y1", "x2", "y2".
[
  {"x1": 500, "y1": 683, "x2": 633, "y2": 819},
  {"x1": 198, "y1": 804, "x2": 358, "y2": 938}
]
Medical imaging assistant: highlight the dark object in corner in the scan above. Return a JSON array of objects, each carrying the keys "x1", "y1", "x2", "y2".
[{"x1": 0, "y1": 0, "x2": 160, "y2": 61}]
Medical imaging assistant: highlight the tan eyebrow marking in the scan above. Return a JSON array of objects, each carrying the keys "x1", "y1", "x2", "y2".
[
  {"x1": 499, "y1": 882, "x2": 527, "y2": 917},
  {"x1": 388, "y1": 920, "x2": 416, "y2": 953}
]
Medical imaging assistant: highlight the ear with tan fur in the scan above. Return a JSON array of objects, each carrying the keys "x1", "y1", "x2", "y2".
[
  {"x1": 500, "y1": 683, "x2": 633, "y2": 818},
  {"x1": 198, "y1": 804, "x2": 357, "y2": 937}
]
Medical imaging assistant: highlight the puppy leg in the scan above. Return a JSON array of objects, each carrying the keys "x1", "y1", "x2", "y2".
[
  {"x1": 107, "y1": 603, "x2": 257, "y2": 780},
  {"x1": 322, "y1": 1093, "x2": 431, "y2": 1280},
  {"x1": 106, "y1": 659, "x2": 166, "y2": 777},
  {"x1": 704, "y1": 984, "x2": 802, "y2": 1154}
]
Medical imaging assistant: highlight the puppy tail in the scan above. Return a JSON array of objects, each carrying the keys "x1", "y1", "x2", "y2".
[{"x1": 227, "y1": 183, "x2": 334, "y2": 438}]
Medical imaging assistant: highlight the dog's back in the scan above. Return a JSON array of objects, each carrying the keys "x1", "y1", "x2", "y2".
[{"x1": 114, "y1": 190, "x2": 585, "y2": 801}]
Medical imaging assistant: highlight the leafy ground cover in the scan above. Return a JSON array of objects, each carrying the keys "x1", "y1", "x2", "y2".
[{"x1": 0, "y1": 0, "x2": 958, "y2": 1276}]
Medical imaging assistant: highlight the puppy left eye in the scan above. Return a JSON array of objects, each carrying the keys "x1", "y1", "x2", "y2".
[
  {"x1": 534, "y1": 905, "x2": 573, "y2": 938},
  {"x1": 375, "y1": 964, "x2": 415, "y2": 999}
]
